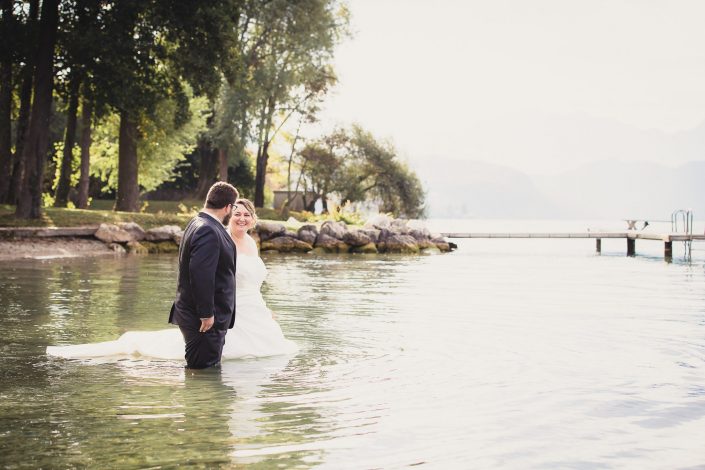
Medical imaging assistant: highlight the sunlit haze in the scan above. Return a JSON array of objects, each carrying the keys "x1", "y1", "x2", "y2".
[
  {"x1": 319, "y1": 0, "x2": 705, "y2": 218},
  {"x1": 321, "y1": 0, "x2": 705, "y2": 176}
]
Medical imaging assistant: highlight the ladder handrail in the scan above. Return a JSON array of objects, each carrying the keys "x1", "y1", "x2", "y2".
[{"x1": 671, "y1": 209, "x2": 694, "y2": 259}]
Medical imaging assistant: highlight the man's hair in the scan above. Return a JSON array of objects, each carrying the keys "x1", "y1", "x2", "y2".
[{"x1": 205, "y1": 182, "x2": 239, "y2": 209}]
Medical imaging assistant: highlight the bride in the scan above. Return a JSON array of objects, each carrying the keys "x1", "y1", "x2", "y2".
[{"x1": 46, "y1": 198, "x2": 298, "y2": 361}]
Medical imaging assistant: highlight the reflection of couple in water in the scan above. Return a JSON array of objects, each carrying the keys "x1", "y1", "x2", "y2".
[{"x1": 47, "y1": 182, "x2": 298, "y2": 366}]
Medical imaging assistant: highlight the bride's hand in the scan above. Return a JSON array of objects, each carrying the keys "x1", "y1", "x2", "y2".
[{"x1": 270, "y1": 310, "x2": 277, "y2": 320}]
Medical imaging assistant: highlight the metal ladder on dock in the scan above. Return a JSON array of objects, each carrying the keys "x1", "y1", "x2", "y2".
[{"x1": 671, "y1": 209, "x2": 694, "y2": 259}]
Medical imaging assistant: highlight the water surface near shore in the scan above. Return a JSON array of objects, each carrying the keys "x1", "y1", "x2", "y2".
[{"x1": 1, "y1": 219, "x2": 704, "y2": 468}]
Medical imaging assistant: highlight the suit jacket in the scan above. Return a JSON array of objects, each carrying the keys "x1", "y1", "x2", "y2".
[{"x1": 169, "y1": 212, "x2": 237, "y2": 330}]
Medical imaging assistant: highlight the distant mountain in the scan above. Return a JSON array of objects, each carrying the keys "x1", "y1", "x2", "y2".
[
  {"x1": 456, "y1": 113, "x2": 705, "y2": 175},
  {"x1": 413, "y1": 157, "x2": 705, "y2": 220},
  {"x1": 535, "y1": 159, "x2": 705, "y2": 220},
  {"x1": 410, "y1": 112, "x2": 705, "y2": 219},
  {"x1": 414, "y1": 158, "x2": 564, "y2": 218}
]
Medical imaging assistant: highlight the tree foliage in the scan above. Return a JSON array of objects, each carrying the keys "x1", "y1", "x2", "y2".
[
  {"x1": 298, "y1": 125, "x2": 426, "y2": 218},
  {"x1": 90, "y1": 89, "x2": 209, "y2": 192},
  {"x1": 1, "y1": 0, "x2": 357, "y2": 216}
]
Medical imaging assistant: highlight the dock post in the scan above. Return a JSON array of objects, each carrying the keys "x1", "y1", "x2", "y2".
[
  {"x1": 596, "y1": 239, "x2": 601, "y2": 254},
  {"x1": 627, "y1": 238, "x2": 635, "y2": 256},
  {"x1": 664, "y1": 241, "x2": 673, "y2": 260}
]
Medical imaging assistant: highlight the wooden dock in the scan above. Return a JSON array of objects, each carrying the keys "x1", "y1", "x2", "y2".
[{"x1": 439, "y1": 231, "x2": 705, "y2": 259}]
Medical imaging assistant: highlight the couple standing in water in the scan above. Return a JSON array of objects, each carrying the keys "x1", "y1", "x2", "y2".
[{"x1": 47, "y1": 182, "x2": 298, "y2": 366}]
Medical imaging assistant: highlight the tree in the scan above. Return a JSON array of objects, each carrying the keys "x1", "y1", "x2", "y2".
[
  {"x1": 249, "y1": 0, "x2": 347, "y2": 207},
  {"x1": 53, "y1": 0, "x2": 98, "y2": 207},
  {"x1": 0, "y1": 0, "x2": 14, "y2": 202},
  {"x1": 7, "y1": 0, "x2": 40, "y2": 205},
  {"x1": 2, "y1": 0, "x2": 351, "y2": 214},
  {"x1": 345, "y1": 126, "x2": 426, "y2": 217},
  {"x1": 297, "y1": 126, "x2": 426, "y2": 218},
  {"x1": 298, "y1": 128, "x2": 348, "y2": 212},
  {"x1": 89, "y1": 91, "x2": 209, "y2": 195},
  {"x1": 69, "y1": 0, "x2": 243, "y2": 211},
  {"x1": 75, "y1": 93, "x2": 92, "y2": 208},
  {"x1": 15, "y1": 0, "x2": 60, "y2": 219}
]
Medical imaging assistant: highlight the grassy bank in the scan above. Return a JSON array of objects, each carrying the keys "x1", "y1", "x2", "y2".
[
  {"x1": 0, "y1": 204, "x2": 192, "y2": 229},
  {"x1": 0, "y1": 202, "x2": 302, "y2": 229}
]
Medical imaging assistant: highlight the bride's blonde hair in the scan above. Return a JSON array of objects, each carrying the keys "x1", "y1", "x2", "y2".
[{"x1": 235, "y1": 198, "x2": 258, "y2": 226}]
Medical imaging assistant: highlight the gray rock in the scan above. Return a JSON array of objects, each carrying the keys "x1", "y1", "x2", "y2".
[
  {"x1": 297, "y1": 225, "x2": 318, "y2": 245},
  {"x1": 342, "y1": 230, "x2": 373, "y2": 247},
  {"x1": 377, "y1": 228, "x2": 393, "y2": 243},
  {"x1": 141, "y1": 240, "x2": 179, "y2": 253},
  {"x1": 416, "y1": 238, "x2": 436, "y2": 250},
  {"x1": 261, "y1": 236, "x2": 313, "y2": 253},
  {"x1": 409, "y1": 228, "x2": 432, "y2": 241},
  {"x1": 320, "y1": 220, "x2": 348, "y2": 240},
  {"x1": 350, "y1": 242, "x2": 378, "y2": 254},
  {"x1": 359, "y1": 228, "x2": 381, "y2": 242},
  {"x1": 173, "y1": 230, "x2": 184, "y2": 245},
  {"x1": 107, "y1": 242, "x2": 126, "y2": 253},
  {"x1": 118, "y1": 222, "x2": 146, "y2": 241},
  {"x1": 95, "y1": 223, "x2": 134, "y2": 243},
  {"x1": 364, "y1": 214, "x2": 393, "y2": 230},
  {"x1": 256, "y1": 221, "x2": 286, "y2": 241},
  {"x1": 409, "y1": 228, "x2": 433, "y2": 249},
  {"x1": 431, "y1": 237, "x2": 452, "y2": 252},
  {"x1": 378, "y1": 233, "x2": 420, "y2": 254},
  {"x1": 145, "y1": 225, "x2": 182, "y2": 242},
  {"x1": 126, "y1": 241, "x2": 149, "y2": 254},
  {"x1": 390, "y1": 218, "x2": 411, "y2": 234},
  {"x1": 314, "y1": 233, "x2": 350, "y2": 253}
]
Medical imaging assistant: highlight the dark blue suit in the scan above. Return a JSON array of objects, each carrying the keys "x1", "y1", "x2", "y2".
[{"x1": 169, "y1": 212, "x2": 236, "y2": 368}]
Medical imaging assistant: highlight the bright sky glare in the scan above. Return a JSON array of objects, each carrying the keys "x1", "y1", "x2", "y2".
[{"x1": 319, "y1": 0, "x2": 705, "y2": 174}]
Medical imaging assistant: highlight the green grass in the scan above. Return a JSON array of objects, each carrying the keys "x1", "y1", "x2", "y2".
[
  {"x1": 0, "y1": 204, "x2": 193, "y2": 229},
  {"x1": 87, "y1": 199, "x2": 203, "y2": 214},
  {"x1": 0, "y1": 202, "x2": 309, "y2": 229}
]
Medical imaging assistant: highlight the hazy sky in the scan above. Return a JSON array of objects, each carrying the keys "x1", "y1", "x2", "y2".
[{"x1": 319, "y1": 0, "x2": 705, "y2": 174}]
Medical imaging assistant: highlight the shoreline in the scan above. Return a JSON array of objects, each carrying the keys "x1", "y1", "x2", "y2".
[
  {"x1": 0, "y1": 217, "x2": 455, "y2": 261},
  {"x1": 0, "y1": 237, "x2": 116, "y2": 261}
]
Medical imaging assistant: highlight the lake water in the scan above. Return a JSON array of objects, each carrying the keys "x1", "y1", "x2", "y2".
[{"x1": 1, "y1": 219, "x2": 705, "y2": 468}]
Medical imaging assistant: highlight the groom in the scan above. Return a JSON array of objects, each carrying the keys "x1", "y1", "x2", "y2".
[{"x1": 169, "y1": 182, "x2": 239, "y2": 369}]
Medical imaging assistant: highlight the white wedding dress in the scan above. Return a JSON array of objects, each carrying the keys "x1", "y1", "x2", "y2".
[{"x1": 46, "y1": 254, "x2": 298, "y2": 361}]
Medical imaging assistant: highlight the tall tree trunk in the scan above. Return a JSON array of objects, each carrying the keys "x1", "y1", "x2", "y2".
[
  {"x1": 195, "y1": 140, "x2": 216, "y2": 199},
  {"x1": 76, "y1": 95, "x2": 93, "y2": 209},
  {"x1": 254, "y1": 98, "x2": 274, "y2": 208},
  {"x1": 115, "y1": 110, "x2": 139, "y2": 212},
  {"x1": 0, "y1": 0, "x2": 12, "y2": 202},
  {"x1": 254, "y1": 141, "x2": 269, "y2": 208},
  {"x1": 54, "y1": 76, "x2": 82, "y2": 207},
  {"x1": 217, "y1": 148, "x2": 228, "y2": 182},
  {"x1": 5, "y1": 0, "x2": 39, "y2": 205},
  {"x1": 282, "y1": 115, "x2": 304, "y2": 213},
  {"x1": 254, "y1": 131, "x2": 272, "y2": 208},
  {"x1": 16, "y1": 0, "x2": 59, "y2": 219}
]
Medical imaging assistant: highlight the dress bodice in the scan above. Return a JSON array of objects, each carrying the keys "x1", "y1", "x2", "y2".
[{"x1": 236, "y1": 254, "x2": 267, "y2": 293}]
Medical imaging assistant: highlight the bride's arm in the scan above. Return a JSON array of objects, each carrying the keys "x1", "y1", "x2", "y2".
[{"x1": 248, "y1": 234, "x2": 259, "y2": 254}]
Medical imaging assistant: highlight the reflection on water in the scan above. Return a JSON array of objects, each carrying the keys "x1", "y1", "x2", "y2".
[{"x1": 2, "y1": 225, "x2": 705, "y2": 468}]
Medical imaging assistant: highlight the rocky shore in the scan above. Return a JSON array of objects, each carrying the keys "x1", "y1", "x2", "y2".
[{"x1": 0, "y1": 215, "x2": 455, "y2": 260}]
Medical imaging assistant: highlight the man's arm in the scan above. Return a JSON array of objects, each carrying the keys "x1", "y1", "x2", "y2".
[{"x1": 188, "y1": 226, "x2": 218, "y2": 331}]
